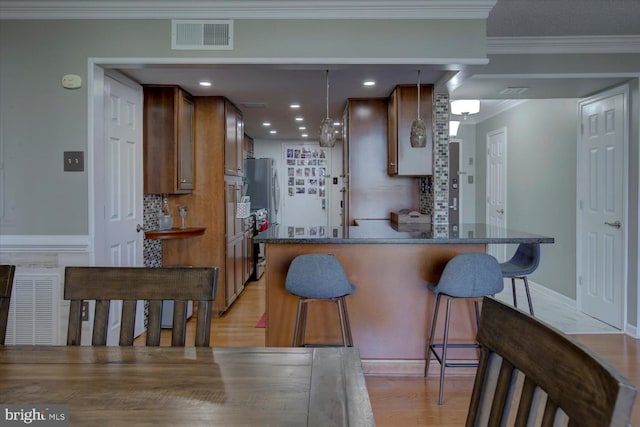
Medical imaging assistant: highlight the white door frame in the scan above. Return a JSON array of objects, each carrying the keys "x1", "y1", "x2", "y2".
[{"x1": 576, "y1": 84, "x2": 630, "y2": 333}]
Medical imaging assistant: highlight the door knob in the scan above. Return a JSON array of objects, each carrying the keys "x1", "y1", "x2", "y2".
[
  {"x1": 604, "y1": 220, "x2": 621, "y2": 229},
  {"x1": 136, "y1": 224, "x2": 144, "y2": 232}
]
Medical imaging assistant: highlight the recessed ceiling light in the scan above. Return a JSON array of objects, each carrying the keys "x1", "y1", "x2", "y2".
[
  {"x1": 262, "y1": 122, "x2": 271, "y2": 127},
  {"x1": 333, "y1": 122, "x2": 341, "y2": 126},
  {"x1": 269, "y1": 130, "x2": 277, "y2": 134},
  {"x1": 298, "y1": 126, "x2": 306, "y2": 130},
  {"x1": 301, "y1": 134, "x2": 308, "y2": 138},
  {"x1": 295, "y1": 117, "x2": 304, "y2": 122},
  {"x1": 199, "y1": 81, "x2": 212, "y2": 87},
  {"x1": 290, "y1": 103, "x2": 301, "y2": 109},
  {"x1": 363, "y1": 80, "x2": 376, "y2": 86}
]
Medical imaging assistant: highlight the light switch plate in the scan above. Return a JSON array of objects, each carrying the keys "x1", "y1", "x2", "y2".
[{"x1": 64, "y1": 151, "x2": 84, "y2": 172}]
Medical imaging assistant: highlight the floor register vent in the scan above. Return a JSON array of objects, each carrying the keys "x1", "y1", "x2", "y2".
[
  {"x1": 172, "y1": 20, "x2": 234, "y2": 50},
  {"x1": 6, "y1": 272, "x2": 60, "y2": 345}
]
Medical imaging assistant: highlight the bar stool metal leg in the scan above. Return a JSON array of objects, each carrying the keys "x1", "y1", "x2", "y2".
[
  {"x1": 511, "y1": 278, "x2": 518, "y2": 308},
  {"x1": 292, "y1": 298, "x2": 304, "y2": 347},
  {"x1": 341, "y1": 297, "x2": 353, "y2": 346},
  {"x1": 336, "y1": 298, "x2": 348, "y2": 347},
  {"x1": 299, "y1": 300, "x2": 309, "y2": 347},
  {"x1": 438, "y1": 297, "x2": 453, "y2": 405},
  {"x1": 522, "y1": 276, "x2": 534, "y2": 316},
  {"x1": 425, "y1": 293, "x2": 442, "y2": 378}
]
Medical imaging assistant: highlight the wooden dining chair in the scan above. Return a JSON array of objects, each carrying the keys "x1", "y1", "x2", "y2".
[
  {"x1": 64, "y1": 266, "x2": 219, "y2": 347},
  {"x1": 0, "y1": 265, "x2": 16, "y2": 345},
  {"x1": 466, "y1": 297, "x2": 636, "y2": 427}
]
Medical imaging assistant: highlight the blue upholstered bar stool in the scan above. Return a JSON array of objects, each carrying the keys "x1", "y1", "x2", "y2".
[
  {"x1": 500, "y1": 243, "x2": 540, "y2": 316},
  {"x1": 285, "y1": 254, "x2": 355, "y2": 347},
  {"x1": 425, "y1": 253, "x2": 504, "y2": 405}
]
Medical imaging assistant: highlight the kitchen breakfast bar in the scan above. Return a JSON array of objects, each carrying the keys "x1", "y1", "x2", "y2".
[{"x1": 255, "y1": 221, "x2": 554, "y2": 375}]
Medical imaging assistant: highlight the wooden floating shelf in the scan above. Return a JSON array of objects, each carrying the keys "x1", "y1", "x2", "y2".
[{"x1": 144, "y1": 227, "x2": 206, "y2": 240}]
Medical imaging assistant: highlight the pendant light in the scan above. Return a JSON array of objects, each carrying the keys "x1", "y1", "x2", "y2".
[
  {"x1": 319, "y1": 70, "x2": 336, "y2": 147},
  {"x1": 410, "y1": 69, "x2": 427, "y2": 147}
]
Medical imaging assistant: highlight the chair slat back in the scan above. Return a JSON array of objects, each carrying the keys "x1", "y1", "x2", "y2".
[
  {"x1": 0, "y1": 265, "x2": 16, "y2": 345},
  {"x1": 466, "y1": 297, "x2": 636, "y2": 427},
  {"x1": 64, "y1": 267, "x2": 218, "y2": 347}
]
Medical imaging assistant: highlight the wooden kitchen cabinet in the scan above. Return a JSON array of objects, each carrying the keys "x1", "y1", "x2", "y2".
[
  {"x1": 224, "y1": 100, "x2": 244, "y2": 177},
  {"x1": 143, "y1": 85, "x2": 194, "y2": 193},
  {"x1": 387, "y1": 84, "x2": 433, "y2": 176},
  {"x1": 224, "y1": 177, "x2": 247, "y2": 308},
  {"x1": 161, "y1": 96, "x2": 254, "y2": 316}
]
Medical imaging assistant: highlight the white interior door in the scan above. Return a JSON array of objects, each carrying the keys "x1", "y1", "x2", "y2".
[
  {"x1": 486, "y1": 128, "x2": 507, "y2": 261},
  {"x1": 579, "y1": 88, "x2": 627, "y2": 329},
  {"x1": 103, "y1": 74, "x2": 145, "y2": 344}
]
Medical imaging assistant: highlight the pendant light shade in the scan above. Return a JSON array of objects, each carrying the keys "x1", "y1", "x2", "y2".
[
  {"x1": 319, "y1": 70, "x2": 336, "y2": 147},
  {"x1": 410, "y1": 70, "x2": 427, "y2": 148}
]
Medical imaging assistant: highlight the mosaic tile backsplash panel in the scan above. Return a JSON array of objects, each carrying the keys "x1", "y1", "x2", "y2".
[
  {"x1": 143, "y1": 194, "x2": 162, "y2": 267},
  {"x1": 419, "y1": 93, "x2": 449, "y2": 224}
]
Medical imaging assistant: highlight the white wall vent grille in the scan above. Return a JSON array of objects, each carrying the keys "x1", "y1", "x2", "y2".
[
  {"x1": 172, "y1": 20, "x2": 233, "y2": 50},
  {"x1": 6, "y1": 273, "x2": 60, "y2": 345}
]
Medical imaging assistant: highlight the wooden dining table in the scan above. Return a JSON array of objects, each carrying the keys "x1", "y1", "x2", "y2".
[{"x1": 0, "y1": 346, "x2": 375, "y2": 426}]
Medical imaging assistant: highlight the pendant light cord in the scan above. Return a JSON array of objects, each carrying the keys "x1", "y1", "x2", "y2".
[
  {"x1": 326, "y1": 69, "x2": 330, "y2": 119},
  {"x1": 417, "y1": 69, "x2": 421, "y2": 119}
]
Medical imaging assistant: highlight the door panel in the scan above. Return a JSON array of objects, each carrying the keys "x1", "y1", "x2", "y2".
[
  {"x1": 103, "y1": 76, "x2": 144, "y2": 344},
  {"x1": 580, "y1": 92, "x2": 625, "y2": 329}
]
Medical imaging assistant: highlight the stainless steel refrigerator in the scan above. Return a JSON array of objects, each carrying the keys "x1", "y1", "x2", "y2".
[{"x1": 244, "y1": 158, "x2": 280, "y2": 224}]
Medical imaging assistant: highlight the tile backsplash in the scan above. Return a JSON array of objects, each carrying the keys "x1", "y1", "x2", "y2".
[
  {"x1": 143, "y1": 194, "x2": 162, "y2": 268},
  {"x1": 419, "y1": 93, "x2": 449, "y2": 224}
]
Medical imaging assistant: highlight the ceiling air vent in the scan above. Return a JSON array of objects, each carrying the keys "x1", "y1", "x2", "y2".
[{"x1": 172, "y1": 20, "x2": 233, "y2": 50}]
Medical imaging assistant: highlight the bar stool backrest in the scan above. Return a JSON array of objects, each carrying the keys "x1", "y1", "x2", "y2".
[
  {"x1": 285, "y1": 254, "x2": 355, "y2": 299},
  {"x1": 431, "y1": 253, "x2": 503, "y2": 298}
]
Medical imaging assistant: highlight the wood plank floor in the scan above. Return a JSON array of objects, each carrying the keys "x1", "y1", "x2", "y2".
[{"x1": 138, "y1": 275, "x2": 639, "y2": 426}]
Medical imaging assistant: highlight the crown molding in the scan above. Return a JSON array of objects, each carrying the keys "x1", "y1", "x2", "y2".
[
  {"x1": 0, "y1": 0, "x2": 496, "y2": 20},
  {"x1": 487, "y1": 35, "x2": 640, "y2": 55}
]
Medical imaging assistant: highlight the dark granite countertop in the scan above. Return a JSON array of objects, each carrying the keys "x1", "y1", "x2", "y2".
[{"x1": 254, "y1": 220, "x2": 555, "y2": 244}]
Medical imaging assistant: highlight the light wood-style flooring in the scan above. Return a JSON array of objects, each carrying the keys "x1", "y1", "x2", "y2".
[{"x1": 141, "y1": 275, "x2": 639, "y2": 426}]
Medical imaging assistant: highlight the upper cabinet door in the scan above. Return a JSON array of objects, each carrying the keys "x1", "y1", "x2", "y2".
[
  {"x1": 177, "y1": 91, "x2": 194, "y2": 191},
  {"x1": 224, "y1": 100, "x2": 244, "y2": 177},
  {"x1": 387, "y1": 84, "x2": 433, "y2": 176},
  {"x1": 143, "y1": 85, "x2": 195, "y2": 194}
]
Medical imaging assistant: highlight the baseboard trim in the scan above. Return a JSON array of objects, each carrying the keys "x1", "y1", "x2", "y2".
[
  {"x1": 527, "y1": 280, "x2": 577, "y2": 309},
  {"x1": 0, "y1": 235, "x2": 90, "y2": 253}
]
